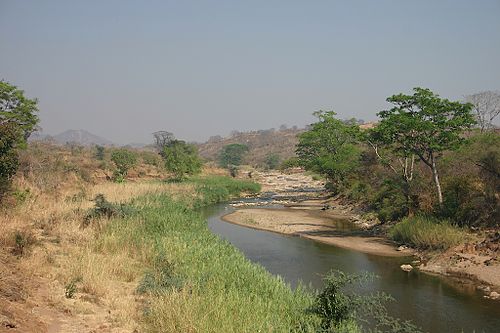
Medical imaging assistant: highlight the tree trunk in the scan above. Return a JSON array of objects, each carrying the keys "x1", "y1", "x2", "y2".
[{"x1": 430, "y1": 154, "x2": 443, "y2": 204}]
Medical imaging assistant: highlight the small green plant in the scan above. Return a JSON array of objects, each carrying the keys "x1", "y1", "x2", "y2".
[
  {"x1": 83, "y1": 194, "x2": 135, "y2": 226},
  {"x1": 65, "y1": 277, "x2": 82, "y2": 298},
  {"x1": 311, "y1": 270, "x2": 422, "y2": 333},
  {"x1": 12, "y1": 230, "x2": 35, "y2": 256},
  {"x1": 137, "y1": 255, "x2": 183, "y2": 295},
  {"x1": 94, "y1": 145, "x2": 105, "y2": 160}
]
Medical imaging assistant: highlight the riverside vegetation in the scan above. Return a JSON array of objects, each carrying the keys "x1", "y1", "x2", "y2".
[{"x1": 1, "y1": 81, "x2": 497, "y2": 331}]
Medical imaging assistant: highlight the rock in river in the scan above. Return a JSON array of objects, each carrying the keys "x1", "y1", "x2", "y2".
[{"x1": 401, "y1": 264, "x2": 413, "y2": 272}]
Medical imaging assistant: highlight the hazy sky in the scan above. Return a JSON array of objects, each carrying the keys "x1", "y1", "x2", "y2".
[{"x1": 1, "y1": 1, "x2": 499, "y2": 144}]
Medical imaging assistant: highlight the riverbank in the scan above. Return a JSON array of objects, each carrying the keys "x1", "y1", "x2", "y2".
[
  {"x1": 231, "y1": 169, "x2": 500, "y2": 298},
  {"x1": 222, "y1": 208, "x2": 408, "y2": 257}
]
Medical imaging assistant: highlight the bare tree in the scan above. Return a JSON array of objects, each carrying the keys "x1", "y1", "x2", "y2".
[
  {"x1": 465, "y1": 91, "x2": 500, "y2": 132},
  {"x1": 152, "y1": 131, "x2": 174, "y2": 154}
]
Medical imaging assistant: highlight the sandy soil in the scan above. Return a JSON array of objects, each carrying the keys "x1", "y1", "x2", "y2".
[{"x1": 222, "y1": 208, "x2": 410, "y2": 257}]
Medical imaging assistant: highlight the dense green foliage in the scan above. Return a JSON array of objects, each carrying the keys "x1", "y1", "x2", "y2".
[
  {"x1": 94, "y1": 145, "x2": 105, "y2": 160},
  {"x1": 0, "y1": 81, "x2": 39, "y2": 201},
  {"x1": 0, "y1": 124, "x2": 20, "y2": 198},
  {"x1": 297, "y1": 111, "x2": 361, "y2": 190},
  {"x1": 376, "y1": 88, "x2": 475, "y2": 204},
  {"x1": 389, "y1": 216, "x2": 468, "y2": 250},
  {"x1": 189, "y1": 175, "x2": 261, "y2": 207},
  {"x1": 0, "y1": 81, "x2": 39, "y2": 144},
  {"x1": 218, "y1": 143, "x2": 249, "y2": 168},
  {"x1": 162, "y1": 140, "x2": 202, "y2": 180},
  {"x1": 111, "y1": 149, "x2": 137, "y2": 182},
  {"x1": 297, "y1": 89, "x2": 499, "y2": 229}
]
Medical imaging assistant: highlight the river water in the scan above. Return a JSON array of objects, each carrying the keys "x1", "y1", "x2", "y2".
[{"x1": 202, "y1": 203, "x2": 500, "y2": 333}]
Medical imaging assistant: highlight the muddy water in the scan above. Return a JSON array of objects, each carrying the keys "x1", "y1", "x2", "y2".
[{"x1": 202, "y1": 204, "x2": 500, "y2": 333}]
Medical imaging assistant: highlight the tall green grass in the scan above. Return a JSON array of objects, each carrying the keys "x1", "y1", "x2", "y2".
[
  {"x1": 389, "y1": 216, "x2": 469, "y2": 250},
  {"x1": 189, "y1": 175, "x2": 261, "y2": 207},
  {"x1": 97, "y1": 176, "x2": 323, "y2": 332}
]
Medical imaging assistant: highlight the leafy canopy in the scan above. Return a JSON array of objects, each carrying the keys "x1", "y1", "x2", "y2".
[
  {"x1": 218, "y1": 143, "x2": 249, "y2": 168},
  {"x1": 111, "y1": 149, "x2": 137, "y2": 181},
  {"x1": 296, "y1": 111, "x2": 361, "y2": 185},
  {"x1": 376, "y1": 87, "x2": 475, "y2": 161},
  {"x1": 163, "y1": 140, "x2": 202, "y2": 180},
  {"x1": 0, "y1": 81, "x2": 39, "y2": 144}
]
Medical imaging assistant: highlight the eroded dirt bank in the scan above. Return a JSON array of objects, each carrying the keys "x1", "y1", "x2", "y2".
[
  {"x1": 222, "y1": 208, "x2": 407, "y2": 257},
  {"x1": 231, "y1": 169, "x2": 500, "y2": 298}
]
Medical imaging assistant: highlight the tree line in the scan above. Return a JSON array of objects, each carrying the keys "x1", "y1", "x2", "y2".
[{"x1": 296, "y1": 87, "x2": 499, "y2": 227}]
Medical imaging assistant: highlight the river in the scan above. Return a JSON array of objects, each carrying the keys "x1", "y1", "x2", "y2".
[{"x1": 202, "y1": 203, "x2": 500, "y2": 333}]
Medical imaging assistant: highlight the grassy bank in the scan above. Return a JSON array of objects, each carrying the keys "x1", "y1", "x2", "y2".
[
  {"x1": 389, "y1": 216, "x2": 469, "y2": 250},
  {"x1": 85, "y1": 176, "x2": 322, "y2": 332}
]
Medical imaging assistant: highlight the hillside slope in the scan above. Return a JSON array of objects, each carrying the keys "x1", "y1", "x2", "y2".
[{"x1": 197, "y1": 127, "x2": 304, "y2": 166}]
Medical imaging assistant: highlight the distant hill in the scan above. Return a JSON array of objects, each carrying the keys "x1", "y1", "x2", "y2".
[
  {"x1": 197, "y1": 127, "x2": 304, "y2": 167},
  {"x1": 52, "y1": 129, "x2": 113, "y2": 146}
]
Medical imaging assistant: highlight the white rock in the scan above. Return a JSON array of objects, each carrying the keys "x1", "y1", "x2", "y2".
[{"x1": 400, "y1": 264, "x2": 413, "y2": 272}]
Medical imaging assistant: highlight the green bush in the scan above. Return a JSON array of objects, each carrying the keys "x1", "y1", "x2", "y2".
[
  {"x1": 264, "y1": 153, "x2": 281, "y2": 170},
  {"x1": 94, "y1": 145, "x2": 105, "y2": 160},
  {"x1": 218, "y1": 143, "x2": 249, "y2": 168},
  {"x1": 83, "y1": 194, "x2": 135, "y2": 226},
  {"x1": 0, "y1": 124, "x2": 20, "y2": 200},
  {"x1": 389, "y1": 216, "x2": 468, "y2": 250},
  {"x1": 111, "y1": 149, "x2": 137, "y2": 182}
]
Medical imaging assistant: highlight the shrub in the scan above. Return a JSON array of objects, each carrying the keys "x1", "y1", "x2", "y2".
[
  {"x1": 162, "y1": 140, "x2": 202, "y2": 180},
  {"x1": 83, "y1": 194, "x2": 135, "y2": 226},
  {"x1": 264, "y1": 153, "x2": 280, "y2": 170},
  {"x1": 389, "y1": 216, "x2": 468, "y2": 250},
  {"x1": 94, "y1": 145, "x2": 105, "y2": 160},
  {"x1": 0, "y1": 123, "x2": 20, "y2": 200},
  {"x1": 280, "y1": 156, "x2": 300, "y2": 170},
  {"x1": 310, "y1": 270, "x2": 421, "y2": 333},
  {"x1": 111, "y1": 149, "x2": 137, "y2": 182},
  {"x1": 218, "y1": 143, "x2": 248, "y2": 168}
]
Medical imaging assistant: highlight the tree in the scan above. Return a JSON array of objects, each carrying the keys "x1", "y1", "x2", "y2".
[
  {"x1": 153, "y1": 130, "x2": 175, "y2": 156},
  {"x1": 0, "y1": 123, "x2": 20, "y2": 199},
  {"x1": 265, "y1": 153, "x2": 281, "y2": 170},
  {"x1": 465, "y1": 91, "x2": 500, "y2": 132},
  {"x1": 218, "y1": 144, "x2": 249, "y2": 168},
  {"x1": 162, "y1": 140, "x2": 202, "y2": 180},
  {"x1": 94, "y1": 145, "x2": 105, "y2": 160},
  {"x1": 0, "y1": 81, "x2": 39, "y2": 201},
  {"x1": 377, "y1": 88, "x2": 475, "y2": 204},
  {"x1": 0, "y1": 81, "x2": 39, "y2": 143},
  {"x1": 111, "y1": 149, "x2": 137, "y2": 182},
  {"x1": 296, "y1": 111, "x2": 361, "y2": 187},
  {"x1": 366, "y1": 126, "x2": 417, "y2": 216}
]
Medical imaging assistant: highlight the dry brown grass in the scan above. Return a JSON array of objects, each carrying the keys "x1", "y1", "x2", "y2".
[{"x1": 0, "y1": 143, "x2": 184, "y2": 332}]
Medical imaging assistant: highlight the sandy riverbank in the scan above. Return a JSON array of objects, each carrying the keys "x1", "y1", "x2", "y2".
[{"x1": 222, "y1": 208, "x2": 410, "y2": 257}]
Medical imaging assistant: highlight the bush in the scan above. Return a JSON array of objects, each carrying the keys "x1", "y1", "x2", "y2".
[
  {"x1": 0, "y1": 123, "x2": 20, "y2": 200},
  {"x1": 94, "y1": 145, "x2": 105, "y2": 160},
  {"x1": 218, "y1": 143, "x2": 248, "y2": 168},
  {"x1": 83, "y1": 194, "x2": 135, "y2": 227},
  {"x1": 310, "y1": 270, "x2": 421, "y2": 333},
  {"x1": 389, "y1": 216, "x2": 468, "y2": 250},
  {"x1": 162, "y1": 141, "x2": 202, "y2": 180},
  {"x1": 111, "y1": 149, "x2": 137, "y2": 182},
  {"x1": 280, "y1": 156, "x2": 300, "y2": 170},
  {"x1": 264, "y1": 153, "x2": 281, "y2": 170}
]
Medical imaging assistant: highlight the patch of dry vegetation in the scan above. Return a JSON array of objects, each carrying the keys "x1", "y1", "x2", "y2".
[{"x1": 0, "y1": 142, "x2": 181, "y2": 332}]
